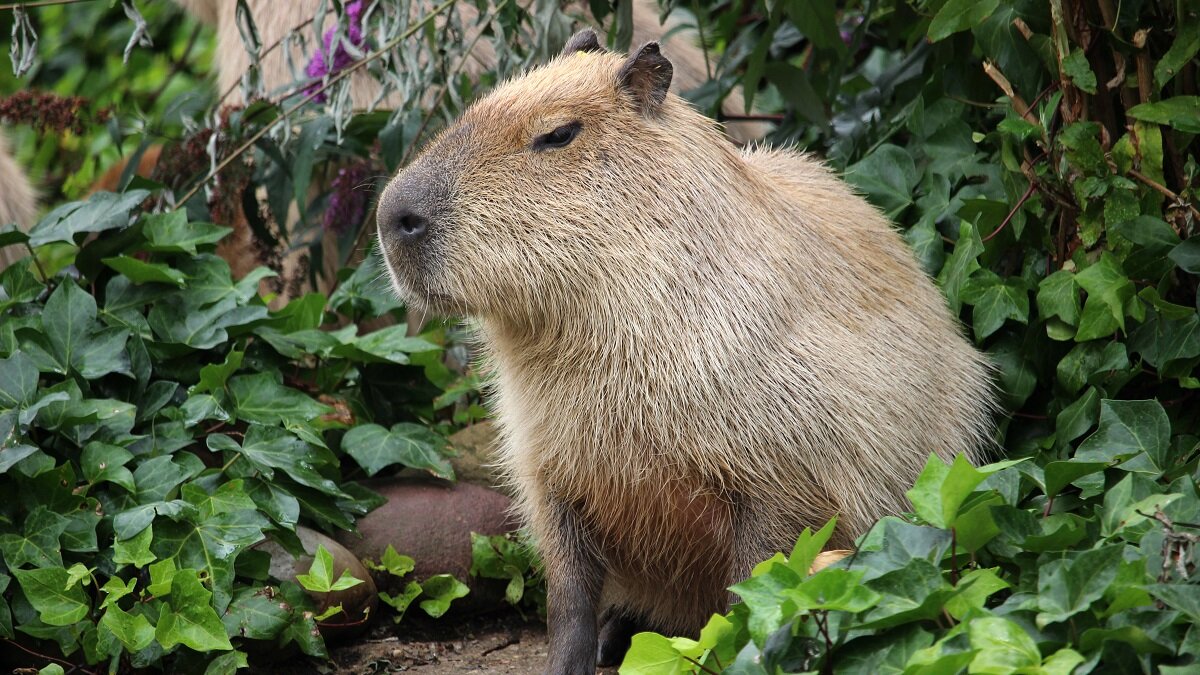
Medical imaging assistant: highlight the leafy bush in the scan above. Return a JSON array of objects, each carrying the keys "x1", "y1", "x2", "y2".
[
  {"x1": 0, "y1": 191, "x2": 459, "y2": 669},
  {"x1": 623, "y1": 0, "x2": 1199, "y2": 671}
]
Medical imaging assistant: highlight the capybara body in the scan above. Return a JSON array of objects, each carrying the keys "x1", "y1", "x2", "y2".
[{"x1": 377, "y1": 31, "x2": 994, "y2": 673}]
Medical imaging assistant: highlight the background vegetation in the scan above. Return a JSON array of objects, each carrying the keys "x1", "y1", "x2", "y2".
[{"x1": 1, "y1": 0, "x2": 1198, "y2": 672}]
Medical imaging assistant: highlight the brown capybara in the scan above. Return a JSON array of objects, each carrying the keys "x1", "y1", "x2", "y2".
[{"x1": 376, "y1": 29, "x2": 995, "y2": 674}]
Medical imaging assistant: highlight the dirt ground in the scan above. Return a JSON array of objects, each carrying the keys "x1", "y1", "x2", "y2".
[{"x1": 264, "y1": 611, "x2": 621, "y2": 674}]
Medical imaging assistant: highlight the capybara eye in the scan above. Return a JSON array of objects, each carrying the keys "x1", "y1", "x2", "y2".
[{"x1": 533, "y1": 122, "x2": 582, "y2": 151}]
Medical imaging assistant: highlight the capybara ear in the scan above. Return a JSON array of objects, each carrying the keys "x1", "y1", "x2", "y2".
[
  {"x1": 617, "y1": 42, "x2": 673, "y2": 114},
  {"x1": 562, "y1": 28, "x2": 604, "y2": 56}
]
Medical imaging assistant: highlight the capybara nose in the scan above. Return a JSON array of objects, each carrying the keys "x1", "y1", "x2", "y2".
[{"x1": 389, "y1": 206, "x2": 429, "y2": 244}]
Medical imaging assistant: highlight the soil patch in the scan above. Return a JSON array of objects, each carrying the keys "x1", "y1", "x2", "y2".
[{"x1": 259, "y1": 610, "x2": 621, "y2": 674}]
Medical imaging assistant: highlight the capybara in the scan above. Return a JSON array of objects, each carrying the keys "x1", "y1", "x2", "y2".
[{"x1": 375, "y1": 29, "x2": 994, "y2": 673}]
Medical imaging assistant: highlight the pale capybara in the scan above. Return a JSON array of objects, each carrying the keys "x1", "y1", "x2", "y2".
[{"x1": 375, "y1": 30, "x2": 994, "y2": 673}]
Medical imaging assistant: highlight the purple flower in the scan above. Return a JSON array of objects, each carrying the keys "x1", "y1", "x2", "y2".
[
  {"x1": 305, "y1": 1, "x2": 366, "y2": 102},
  {"x1": 324, "y1": 161, "x2": 373, "y2": 233}
]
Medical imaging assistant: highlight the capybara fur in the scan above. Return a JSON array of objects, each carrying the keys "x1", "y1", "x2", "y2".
[
  {"x1": 0, "y1": 130, "x2": 38, "y2": 269},
  {"x1": 383, "y1": 29, "x2": 997, "y2": 674}
]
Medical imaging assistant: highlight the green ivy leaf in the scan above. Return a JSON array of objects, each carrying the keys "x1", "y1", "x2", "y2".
[
  {"x1": 12, "y1": 566, "x2": 91, "y2": 626},
  {"x1": 938, "y1": 222, "x2": 985, "y2": 314},
  {"x1": 203, "y1": 650, "x2": 249, "y2": 675},
  {"x1": 191, "y1": 350, "x2": 244, "y2": 395},
  {"x1": 1059, "y1": 122, "x2": 1106, "y2": 174},
  {"x1": 845, "y1": 144, "x2": 918, "y2": 219},
  {"x1": 1036, "y1": 545, "x2": 1124, "y2": 627},
  {"x1": 295, "y1": 544, "x2": 364, "y2": 593},
  {"x1": 364, "y1": 544, "x2": 417, "y2": 578},
  {"x1": 1074, "y1": 253, "x2": 1135, "y2": 341},
  {"x1": 141, "y1": 210, "x2": 231, "y2": 254},
  {"x1": 81, "y1": 441, "x2": 136, "y2": 492},
  {"x1": 98, "y1": 605, "x2": 155, "y2": 652},
  {"x1": 26, "y1": 190, "x2": 150, "y2": 247},
  {"x1": 1076, "y1": 399, "x2": 1172, "y2": 472},
  {"x1": 968, "y1": 616, "x2": 1040, "y2": 673},
  {"x1": 341, "y1": 422, "x2": 454, "y2": 480},
  {"x1": 221, "y1": 587, "x2": 291, "y2": 640},
  {"x1": 1154, "y1": 18, "x2": 1200, "y2": 88},
  {"x1": 154, "y1": 568, "x2": 233, "y2": 651},
  {"x1": 42, "y1": 281, "x2": 131, "y2": 378},
  {"x1": 328, "y1": 245, "x2": 404, "y2": 318},
  {"x1": 906, "y1": 453, "x2": 1012, "y2": 529},
  {"x1": 417, "y1": 574, "x2": 470, "y2": 618},
  {"x1": 210, "y1": 425, "x2": 348, "y2": 497},
  {"x1": 1128, "y1": 97, "x2": 1200, "y2": 134},
  {"x1": 0, "y1": 506, "x2": 69, "y2": 568},
  {"x1": 1053, "y1": 386, "x2": 1101, "y2": 447},
  {"x1": 928, "y1": 0, "x2": 1000, "y2": 42},
  {"x1": 112, "y1": 524, "x2": 155, "y2": 567},
  {"x1": 1056, "y1": 341, "x2": 1129, "y2": 394},
  {"x1": 858, "y1": 562, "x2": 951, "y2": 629},
  {"x1": 945, "y1": 568, "x2": 1009, "y2": 620},
  {"x1": 1037, "y1": 270, "x2": 1080, "y2": 329},
  {"x1": 1169, "y1": 238, "x2": 1200, "y2": 275},
  {"x1": 1144, "y1": 584, "x2": 1200, "y2": 624},
  {"x1": 148, "y1": 296, "x2": 267, "y2": 350},
  {"x1": 1062, "y1": 48, "x2": 1097, "y2": 93},
  {"x1": 961, "y1": 271, "x2": 1030, "y2": 340},
  {"x1": 227, "y1": 373, "x2": 332, "y2": 426},
  {"x1": 102, "y1": 255, "x2": 188, "y2": 287},
  {"x1": 0, "y1": 351, "x2": 39, "y2": 410},
  {"x1": 379, "y1": 582, "x2": 424, "y2": 623},
  {"x1": 336, "y1": 325, "x2": 440, "y2": 364}
]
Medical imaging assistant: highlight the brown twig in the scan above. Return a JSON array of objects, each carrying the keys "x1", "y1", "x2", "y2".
[
  {"x1": 22, "y1": 241, "x2": 50, "y2": 286},
  {"x1": 174, "y1": 0, "x2": 457, "y2": 209},
  {"x1": 983, "y1": 61, "x2": 1037, "y2": 126},
  {"x1": 984, "y1": 183, "x2": 1037, "y2": 242},
  {"x1": 1, "y1": 638, "x2": 94, "y2": 674},
  {"x1": 1129, "y1": 168, "x2": 1200, "y2": 221},
  {"x1": 0, "y1": 0, "x2": 94, "y2": 9},
  {"x1": 682, "y1": 655, "x2": 722, "y2": 675}
]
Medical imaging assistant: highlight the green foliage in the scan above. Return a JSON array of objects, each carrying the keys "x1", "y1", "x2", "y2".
[
  {"x1": 0, "y1": 191, "x2": 458, "y2": 668},
  {"x1": 470, "y1": 531, "x2": 547, "y2": 617},
  {"x1": 625, "y1": 450, "x2": 1200, "y2": 672},
  {"x1": 366, "y1": 545, "x2": 471, "y2": 622}
]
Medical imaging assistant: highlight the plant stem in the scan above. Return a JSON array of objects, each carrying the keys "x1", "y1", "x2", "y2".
[{"x1": 0, "y1": 0, "x2": 94, "y2": 9}]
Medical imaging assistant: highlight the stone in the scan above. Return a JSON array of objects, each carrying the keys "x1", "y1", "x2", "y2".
[{"x1": 336, "y1": 477, "x2": 519, "y2": 613}]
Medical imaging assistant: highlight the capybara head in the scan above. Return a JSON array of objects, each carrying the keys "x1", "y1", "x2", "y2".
[{"x1": 376, "y1": 29, "x2": 741, "y2": 321}]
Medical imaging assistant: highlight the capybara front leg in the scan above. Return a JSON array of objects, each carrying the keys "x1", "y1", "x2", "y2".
[{"x1": 544, "y1": 500, "x2": 604, "y2": 675}]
